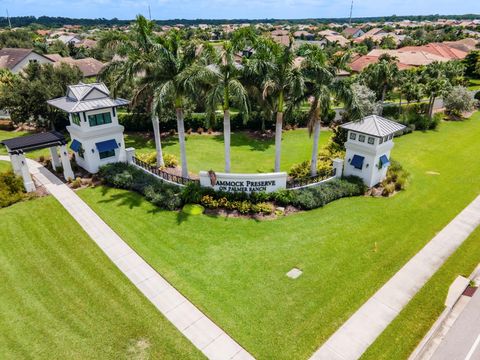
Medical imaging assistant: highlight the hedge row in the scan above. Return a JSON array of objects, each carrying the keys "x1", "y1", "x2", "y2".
[
  {"x1": 117, "y1": 108, "x2": 336, "y2": 133},
  {"x1": 99, "y1": 163, "x2": 366, "y2": 213}
]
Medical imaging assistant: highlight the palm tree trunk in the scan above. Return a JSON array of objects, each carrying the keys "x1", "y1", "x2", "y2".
[
  {"x1": 274, "y1": 111, "x2": 283, "y2": 173},
  {"x1": 151, "y1": 115, "x2": 165, "y2": 168},
  {"x1": 398, "y1": 92, "x2": 402, "y2": 116},
  {"x1": 379, "y1": 86, "x2": 387, "y2": 115},
  {"x1": 176, "y1": 108, "x2": 188, "y2": 178},
  {"x1": 428, "y1": 96, "x2": 435, "y2": 119},
  {"x1": 310, "y1": 120, "x2": 321, "y2": 177},
  {"x1": 223, "y1": 109, "x2": 231, "y2": 173}
]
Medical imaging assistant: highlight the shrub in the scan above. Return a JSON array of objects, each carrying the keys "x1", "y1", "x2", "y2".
[
  {"x1": 163, "y1": 153, "x2": 179, "y2": 168},
  {"x1": 0, "y1": 171, "x2": 25, "y2": 208},
  {"x1": 99, "y1": 163, "x2": 183, "y2": 210},
  {"x1": 137, "y1": 152, "x2": 178, "y2": 168},
  {"x1": 71, "y1": 177, "x2": 82, "y2": 189},
  {"x1": 381, "y1": 160, "x2": 410, "y2": 194},
  {"x1": 252, "y1": 202, "x2": 275, "y2": 215},
  {"x1": 444, "y1": 86, "x2": 477, "y2": 118}
]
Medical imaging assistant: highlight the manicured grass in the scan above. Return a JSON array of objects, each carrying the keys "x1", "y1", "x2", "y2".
[
  {"x1": 362, "y1": 225, "x2": 480, "y2": 360},
  {"x1": 125, "y1": 128, "x2": 332, "y2": 174},
  {"x1": 0, "y1": 160, "x2": 11, "y2": 173},
  {"x1": 0, "y1": 196, "x2": 203, "y2": 360},
  {"x1": 467, "y1": 78, "x2": 480, "y2": 91},
  {"x1": 78, "y1": 113, "x2": 480, "y2": 359}
]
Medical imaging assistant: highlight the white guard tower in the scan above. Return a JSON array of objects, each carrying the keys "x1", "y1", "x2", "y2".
[
  {"x1": 48, "y1": 83, "x2": 130, "y2": 173},
  {"x1": 341, "y1": 115, "x2": 405, "y2": 187}
]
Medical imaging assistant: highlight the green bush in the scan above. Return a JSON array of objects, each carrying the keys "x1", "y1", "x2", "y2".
[
  {"x1": 286, "y1": 177, "x2": 366, "y2": 210},
  {"x1": 137, "y1": 152, "x2": 179, "y2": 168},
  {"x1": 99, "y1": 163, "x2": 182, "y2": 210},
  {"x1": 0, "y1": 171, "x2": 25, "y2": 208},
  {"x1": 381, "y1": 160, "x2": 410, "y2": 193}
]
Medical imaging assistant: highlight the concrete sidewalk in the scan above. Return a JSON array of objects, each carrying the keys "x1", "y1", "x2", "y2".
[
  {"x1": 310, "y1": 195, "x2": 480, "y2": 360},
  {"x1": 0, "y1": 156, "x2": 253, "y2": 360}
]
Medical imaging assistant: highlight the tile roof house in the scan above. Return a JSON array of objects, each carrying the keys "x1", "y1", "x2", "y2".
[
  {"x1": 399, "y1": 43, "x2": 468, "y2": 60},
  {"x1": 45, "y1": 54, "x2": 105, "y2": 78},
  {"x1": 0, "y1": 48, "x2": 53, "y2": 73}
]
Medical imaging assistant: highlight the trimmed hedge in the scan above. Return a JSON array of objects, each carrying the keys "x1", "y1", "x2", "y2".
[
  {"x1": 98, "y1": 162, "x2": 182, "y2": 210},
  {"x1": 99, "y1": 163, "x2": 366, "y2": 214}
]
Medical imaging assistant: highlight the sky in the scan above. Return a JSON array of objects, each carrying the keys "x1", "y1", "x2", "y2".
[{"x1": 2, "y1": 0, "x2": 480, "y2": 20}]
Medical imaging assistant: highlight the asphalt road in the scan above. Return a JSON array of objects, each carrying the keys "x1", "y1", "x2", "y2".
[{"x1": 431, "y1": 289, "x2": 480, "y2": 360}]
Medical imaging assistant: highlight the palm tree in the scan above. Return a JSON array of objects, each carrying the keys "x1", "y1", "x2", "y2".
[
  {"x1": 301, "y1": 45, "x2": 350, "y2": 176},
  {"x1": 184, "y1": 41, "x2": 249, "y2": 173},
  {"x1": 361, "y1": 53, "x2": 399, "y2": 114},
  {"x1": 100, "y1": 15, "x2": 166, "y2": 167},
  {"x1": 249, "y1": 37, "x2": 305, "y2": 172},
  {"x1": 150, "y1": 30, "x2": 201, "y2": 178},
  {"x1": 422, "y1": 62, "x2": 451, "y2": 119}
]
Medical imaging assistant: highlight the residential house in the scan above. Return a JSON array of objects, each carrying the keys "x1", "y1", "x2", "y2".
[
  {"x1": 45, "y1": 54, "x2": 105, "y2": 78},
  {"x1": 343, "y1": 27, "x2": 365, "y2": 38},
  {"x1": 0, "y1": 48, "x2": 53, "y2": 73}
]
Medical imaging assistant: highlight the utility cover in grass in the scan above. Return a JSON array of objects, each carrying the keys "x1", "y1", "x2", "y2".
[
  {"x1": 286, "y1": 268, "x2": 303, "y2": 279},
  {"x1": 182, "y1": 204, "x2": 205, "y2": 215}
]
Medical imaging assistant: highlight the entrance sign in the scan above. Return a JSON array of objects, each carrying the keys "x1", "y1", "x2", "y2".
[{"x1": 199, "y1": 171, "x2": 287, "y2": 193}]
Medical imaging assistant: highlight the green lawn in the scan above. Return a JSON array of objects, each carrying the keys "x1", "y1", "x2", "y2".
[
  {"x1": 1, "y1": 128, "x2": 331, "y2": 174},
  {"x1": 361, "y1": 225, "x2": 480, "y2": 360},
  {"x1": 0, "y1": 196, "x2": 203, "y2": 360},
  {"x1": 0, "y1": 160, "x2": 11, "y2": 173},
  {"x1": 79, "y1": 113, "x2": 480, "y2": 359},
  {"x1": 125, "y1": 128, "x2": 332, "y2": 174},
  {"x1": 467, "y1": 78, "x2": 480, "y2": 91}
]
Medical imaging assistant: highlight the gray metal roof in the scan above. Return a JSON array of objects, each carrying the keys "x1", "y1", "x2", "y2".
[
  {"x1": 47, "y1": 82, "x2": 129, "y2": 113},
  {"x1": 341, "y1": 115, "x2": 406, "y2": 137},
  {"x1": 48, "y1": 96, "x2": 129, "y2": 113},
  {"x1": 67, "y1": 82, "x2": 110, "y2": 101}
]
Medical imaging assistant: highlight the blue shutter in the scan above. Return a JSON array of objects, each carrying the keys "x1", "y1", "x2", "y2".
[
  {"x1": 70, "y1": 139, "x2": 82, "y2": 152},
  {"x1": 379, "y1": 155, "x2": 390, "y2": 167},
  {"x1": 95, "y1": 139, "x2": 119, "y2": 152},
  {"x1": 351, "y1": 155, "x2": 365, "y2": 170}
]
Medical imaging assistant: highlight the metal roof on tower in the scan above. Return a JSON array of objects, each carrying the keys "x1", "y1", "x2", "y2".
[
  {"x1": 341, "y1": 115, "x2": 406, "y2": 137},
  {"x1": 47, "y1": 82, "x2": 129, "y2": 113}
]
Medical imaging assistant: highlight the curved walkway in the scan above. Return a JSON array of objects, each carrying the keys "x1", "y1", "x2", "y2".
[
  {"x1": 0, "y1": 155, "x2": 253, "y2": 360},
  {"x1": 310, "y1": 194, "x2": 480, "y2": 360}
]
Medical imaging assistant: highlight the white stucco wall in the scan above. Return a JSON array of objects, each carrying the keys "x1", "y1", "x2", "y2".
[
  {"x1": 343, "y1": 131, "x2": 394, "y2": 188},
  {"x1": 67, "y1": 107, "x2": 125, "y2": 173},
  {"x1": 11, "y1": 52, "x2": 54, "y2": 73}
]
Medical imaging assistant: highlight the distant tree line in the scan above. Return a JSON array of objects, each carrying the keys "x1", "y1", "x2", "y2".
[{"x1": 1, "y1": 14, "x2": 480, "y2": 28}]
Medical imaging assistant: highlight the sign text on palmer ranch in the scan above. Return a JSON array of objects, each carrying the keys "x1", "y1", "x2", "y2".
[{"x1": 199, "y1": 171, "x2": 288, "y2": 193}]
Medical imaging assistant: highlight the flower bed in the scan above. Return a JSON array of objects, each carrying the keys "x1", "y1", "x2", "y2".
[{"x1": 99, "y1": 163, "x2": 366, "y2": 216}]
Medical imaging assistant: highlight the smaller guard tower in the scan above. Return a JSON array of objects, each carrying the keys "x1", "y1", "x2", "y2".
[
  {"x1": 341, "y1": 115, "x2": 405, "y2": 187},
  {"x1": 48, "y1": 83, "x2": 129, "y2": 173}
]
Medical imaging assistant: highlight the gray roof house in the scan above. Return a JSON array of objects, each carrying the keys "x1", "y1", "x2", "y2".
[
  {"x1": 47, "y1": 83, "x2": 129, "y2": 113},
  {"x1": 0, "y1": 48, "x2": 54, "y2": 73}
]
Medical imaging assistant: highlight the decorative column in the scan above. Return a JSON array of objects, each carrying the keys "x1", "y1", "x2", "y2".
[
  {"x1": 333, "y1": 158, "x2": 344, "y2": 179},
  {"x1": 49, "y1": 146, "x2": 61, "y2": 171},
  {"x1": 59, "y1": 144, "x2": 74, "y2": 180},
  {"x1": 18, "y1": 153, "x2": 36, "y2": 192},
  {"x1": 9, "y1": 153, "x2": 22, "y2": 176},
  {"x1": 125, "y1": 147, "x2": 135, "y2": 164}
]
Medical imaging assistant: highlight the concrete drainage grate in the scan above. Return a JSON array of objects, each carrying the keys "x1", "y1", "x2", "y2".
[{"x1": 286, "y1": 268, "x2": 303, "y2": 279}]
